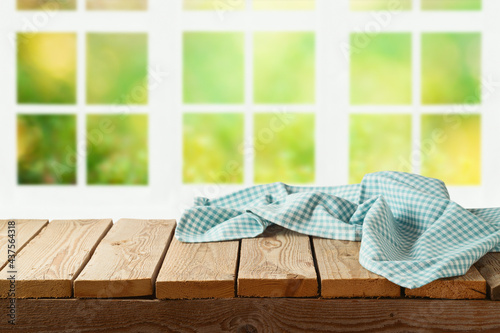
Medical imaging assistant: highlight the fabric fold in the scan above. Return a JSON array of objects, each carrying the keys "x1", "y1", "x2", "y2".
[{"x1": 175, "y1": 171, "x2": 500, "y2": 288}]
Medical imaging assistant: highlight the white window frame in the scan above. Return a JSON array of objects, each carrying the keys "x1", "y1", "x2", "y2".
[{"x1": 1, "y1": 0, "x2": 499, "y2": 222}]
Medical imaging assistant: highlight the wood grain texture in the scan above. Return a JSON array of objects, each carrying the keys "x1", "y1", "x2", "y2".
[
  {"x1": 313, "y1": 238, "x2": 401, "y2": 298},
  {"x1": 476, "y1": 253, "x2": 500, "y2": 301},
  {"x1": 238, "y1": 225, "x2": 318, "y2": 297},
  {"x1": 405, "y1": 266, "x2": 487, "y2": 300},
  {"x1": 156, "y1": 237, "x2": 239, "y2": 299},
  {"x1": 0, "y1": 220, "x2": 48, "y2": 270},
  {"x1": 74, "y1": 219, "x2": 176, "y2": 298},
  {"x1": 1, "y1": 298, "x2": 500, "y2": 332},
  {"x1": 0, "y1": 219, "x2": 112, "y2": 299}
]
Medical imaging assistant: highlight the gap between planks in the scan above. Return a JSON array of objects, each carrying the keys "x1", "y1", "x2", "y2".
[
  {"x1": 0, "y1": 220, "x2": 48, "y2": 271},
  {"x1": 74, "y1": 219, "x2": 176, "y2": 298},
  {"x1": 475, "y1": 252, "x2": 500, "y2": 301},
  {"x1": 0, "y1": 219, "x2": 112, "y2": 299},
  {"x1": 309, "y1": 236, "x2": 322, "y2": 297},
  {"x1": 313, "y1": 238, "x2": 401, "y2": 298}
]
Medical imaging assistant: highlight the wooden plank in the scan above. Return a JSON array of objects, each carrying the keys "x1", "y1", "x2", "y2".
[
  {"x1": 405, "y1": 266, "x2": 487, "y2": 300},
  {"x1": 156, "y1": 237, "x2": 239, "y2": 299},
  {"x1": 313, "y1": 238, "x2": 401, "y2": 298},
  {"x1": 74, "y1": 219, "x2": 176, "y2": 298},
  {"x1": 238, "y1": 225, "x2": 318, "y2": 297},
  {"x1": 2, "y1": 299, "x2": 500, "y2": 332},
  {"x1": 476, "y1": 253, "x2": 500, "y2": 301},
  {"x1": 0, "y1": 220, "x2": 48, "y2": 270},
  {"x1": 0, "y1": 219, "x2": 112, "y2": 299}
]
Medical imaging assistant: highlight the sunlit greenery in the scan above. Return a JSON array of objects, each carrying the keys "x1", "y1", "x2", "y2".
[
  {"x1": 349, "y1": 114, "x2": 412, "y2": 184},
  {"x1": 18, "y1": 115, "x2": 76, "y2": 185},
  {"x1": 87, "y1": 0, "x2": 147, "y2": 10},
  {"x1": 183, "y1": 0, "x2": 245, "y2": 10},
  {"x1": 422, "y1": 0, "x2": 481, "y2": 10},
  {"x1": 350, "y1": 0, "x2": 412, "y2": 11},
  {"x1": 87, "y1": 33, "x2": 148, "y2": 105},
  {"x1": 422, "y1": 33, "x2": 481, "y2": 105},
  {"x1": 183, "y1": 113, "x2": 244, "y2": 184},
  {"x1": 13, "y1": 10, "x2": 486, "y2": 188},
  {"x1": 18, "y1": 33, "x2": 76, "y2": 104},
  {"x1": 184, "y1": 32, "x2": 244, "y2": 104},
  {"x1": 421, "y1": 114, "x2": 481, "y2": 185},
  {"x1": 253, "y1": 0, "x2": 315, "y2": 10},
  {"x1": 87, "y1": 114, "x2": 148, "y2": 185},
  {"x1": 254, "y1": 32, "x2": 315, "y2": 104},
  {"x1": 254, "y1": 113, "x2": 314, "y2": 184},
  {"x1": 351, "y1": 33, "x2": 411, "y2": 105},
  {"x1": 17, "y1": 0, "x2": 76, "y2": 10}
]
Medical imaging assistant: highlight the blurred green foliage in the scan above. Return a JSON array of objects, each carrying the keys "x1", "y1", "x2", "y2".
[
  {"x1": 253, "y1": 0, "x2": 315, "y2": 10},
  {"x1": 184, "y1": 32, "x2": 244, "y2": 104},
  {"x1": 18, "y1": 115, "x2": 76, "y2": 185},
  {"x1": 184, "y1": 0, "x2": 245, "y2": 10},
  {"x1": 422, "y1": 0, "x2": 481, "y2": 10},
  {"x1": 87, "y1": 0, "x2": 147, "y2": 10},
  {"x1": 17, "y1": 0, "x2": 76, "y2": 10},
  {"x1": 87, "y1": 33, "x2": 148, "y2": 105},
  {"x1": 421, "y1": 114, "x2": 481, "y2": 185},
  {"x1": 349, "y1": 114, "x2": 412, "y2": 184},
  {"x1": 351, "y1": 33, "x2": 412, "y2": 105},
  {"x1": 87, "y1": 114, "x2": 148, "y2": 185},
  {"x1": 422, "y1": 33, "x2": 481, "y2": 104},
  {"x1": 254, "y1": 32, "x2": 315, "y2": 104},
  {"x1": 183, "y1": 113, "x2": 244, "y2": 184},
  {"x1": 18, "y1": 33, "x2": 76, "y2": 104},
  {"x1": 14, "y1": 12, "x2": 484, "y2": 187},
  {"x1": 350, "y1": 0, "x2": 412, "y2": 11},
  {"x1": 254, "y1": 113, "x2": 315, "y2": 184}
]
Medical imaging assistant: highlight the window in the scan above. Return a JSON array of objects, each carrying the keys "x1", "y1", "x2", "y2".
[
  {"x1": 3, "y1": 0, "x2": 156, "y2": 218},
  {"x1": 350, "y1": 33, "x2": 412, "y2": 105},
  {"x1": 345, "y1": 0, "x2": 492, "y2": 206},
  {"x1": 349, "y1": 18, "x2": 483, "y2": 187},
  {"x1": 17, "y1": 33, "x2": 77, "y2": 104},
  {"x1": 1, "y1": 0, "x2": 497, "y2": 220},
  {"x1": 17, "y1": 114, "x2": 77, "y2": 184}
]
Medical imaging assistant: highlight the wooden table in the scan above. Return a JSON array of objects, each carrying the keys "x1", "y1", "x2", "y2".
[{"x1": 0, "y1": 219, "x2": 499, "y2": 332}]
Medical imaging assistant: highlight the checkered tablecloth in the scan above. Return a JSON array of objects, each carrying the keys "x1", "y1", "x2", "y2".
[{"x1": 175, "y1": 171, "x2": 500, "y2": 289}]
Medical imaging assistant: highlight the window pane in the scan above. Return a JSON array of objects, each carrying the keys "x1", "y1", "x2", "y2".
[
  {"x1": 254, "y1": 113, "x2": 315, "y2": 184},
  {"x1": 349, "y1": 114, "x2": 412, "y2": 184},
  {"x1": 87, "y1": 114, "x2": 149, "y2": 185},
  {"x1": 183, "y1": 113, "x2": 244, "y2": 184},
  {"x1": 184, "y1": 0, "x2": 245, "y2": 10},
  {"x1": 350, "y1": 0, "x2": 411, "y2": 11},
  {"x1": 18, "y1": 33, "x2": 76, "y2": 104},
  {"x1": 17, "y1": 0, "x2": 76, "y2": 10},
  {"x1": 87, "y1": 33, "x2": 148, "y2": 105},
  {"x1": 254, "y1": 32, "x2": 315, "y2": 104},
  {"x1": 18, "y1": 115, "x2": 77, "y2": 185},
  {"x1": 422, "y1": 0, "x2": 481, "y2": 10},
  {"x1": 350, "y1": 33, "x2": 412, "y2": 105},
  {"x1": 87, "y1": 0, "x2": 148, "y2": 10},
  {"x1": 422, "y1": 33, "x2": 481, "y2": 105},
  {"x1": 253, "y1": 0, "x2": 315, "y2": 10},
  {"x1": 421, "y1": 114, "x2": 481, "y2": 185},
  {"x1": 184, "y1": 32, "x2": 244, "y2": 104}
]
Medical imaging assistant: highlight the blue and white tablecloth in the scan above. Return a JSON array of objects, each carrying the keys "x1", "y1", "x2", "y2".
[{"x1": 175, "y1": 171, "x2": 500, "y2": 289}]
